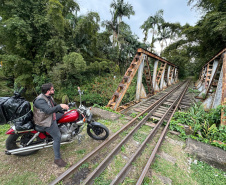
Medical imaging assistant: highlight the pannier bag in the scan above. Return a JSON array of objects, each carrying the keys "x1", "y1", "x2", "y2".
[{"x1": 0, "y1": 93, "x2": 34, "y2": 131}]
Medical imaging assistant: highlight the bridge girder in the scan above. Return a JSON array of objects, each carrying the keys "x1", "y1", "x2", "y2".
[{"x1": 106, "y1": 48, "x2": 178, "y2": 111}]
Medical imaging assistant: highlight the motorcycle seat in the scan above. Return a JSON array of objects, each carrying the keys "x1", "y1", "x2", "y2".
[{"x1": 34, "y1": 124, "x2": 46, "y2": 132}]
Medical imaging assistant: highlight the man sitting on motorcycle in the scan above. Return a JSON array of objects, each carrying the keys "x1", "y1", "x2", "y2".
[{"x1": 33, "y1": 83, "x2": 69, "y2": 167}]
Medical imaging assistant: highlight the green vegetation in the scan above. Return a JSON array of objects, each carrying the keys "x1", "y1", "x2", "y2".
[
  {"x1": 162, "y1": 0, "x2": 226, "y2": 79},
  {"x1": 94, "y1": 171, "x2": 112, "y2": 185},
  {"x1": 149, "y1": 138, "x2": 226, "y2": 185},
  {"x1": 130, "y1": 112, "x2": 138, "y2": 118},
  {"x1": 1, "y1": 114, "x2": 225, "y2": 184},
  {"x1": 191, "y1": 160, "x2": 226, "y2": 185},
  {"x1": 79, "y1": 162, "x2": 89, "y2": 170},
  {"x1": 76, "y1": 149, "x2": 86, "y2": 155},
  {"x1": 0, "y1": 0, "x2": 224, "y2": 104},
  {"x1": 0, "y1": 69, "x2": 13, "y2": 97},
  {"x1": 188, "y1": 87, "x2": 200, "y2": 95},
  {"x1": 170, "y1": 103, "x2": 226, "y2": 150},
  {"x1": 0, "y1": 0, "x2": 144, "y2": 103},
  {"x1": 0, "y1": 124, "x2": 10, "y2": 135},
  {"x1": 0, "y1": 1, "x2": 225, "y2": 182}
]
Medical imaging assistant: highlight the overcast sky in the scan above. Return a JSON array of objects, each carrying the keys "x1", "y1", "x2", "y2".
[{"x1": 77, "y1": 0, "x2": 200, "y2": 52}]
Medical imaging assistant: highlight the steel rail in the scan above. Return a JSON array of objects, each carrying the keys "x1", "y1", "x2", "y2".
[
  {"x1": 82, "y1": 82, "x2": 186, "y2": 185},
  {"x1": 110, "y1": 82, "x2": 189, "y2": 185},
  {"x1": 136, "y1": 81, "x2": 190, "y2": 185},
  {"x1": 49, "y1": 82, "x2": 184, "y2": 185}
]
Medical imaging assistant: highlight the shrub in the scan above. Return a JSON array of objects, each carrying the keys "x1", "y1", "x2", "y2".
[
  {"x1": 170, "y1": 104, "x2": 226, "y2": 150},
  {"x1": 72, "y1": 74, "x2": 137, "y2": 106}
]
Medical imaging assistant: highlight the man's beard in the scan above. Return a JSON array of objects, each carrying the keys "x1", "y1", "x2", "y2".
[{"x1": 49, "y1": 92, "x2": 54, "y2": 96}]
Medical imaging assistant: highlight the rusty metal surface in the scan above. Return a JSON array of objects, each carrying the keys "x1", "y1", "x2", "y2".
[
  {"x1": 136, "y1": 81, "x2": 190, "y2": 185},
  {"x1": 137, "y1": 48, "x2": 177, "y2": 67},
  {"x1": 82, "y1": 83, "x2": 184, "y2": 185},
  {"x1": 107, "y1": 48, "x2": 178, "y2": 111},
  {"x1": 204, "y1": 63, "x2": 213, "y2": 89},
  {"x1": 203, "y1": 48, "x2": 226, "y2": 68},
  {"x1": 49, "y1": 82, "x2": 184, "y2": 185},
  {"x1": 143, "y1": 57, "x2": 153, "y2": 94},
  {"x1": 206, "y1": 60, "x2": 220, "y2": 95},
  {"x1": 156, "y1": 62, "x2": 167, "y2": 87},
  {"x1": 196, "y1": 48, "x2": 226, "y2": 101},
  {"x1": 106, "y1": 52, "x2": 146, "y2": 110},
  {"x1": 221, "y1": 53, "x2": 226, "y2": 125},
  {"x1": 111, "y1": 83, "x2": 189, "y2": 185}
]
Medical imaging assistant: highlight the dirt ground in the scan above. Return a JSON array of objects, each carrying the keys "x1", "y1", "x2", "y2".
[{"x1": 0, "y1": 117, "x2": 225, "y2": 185}]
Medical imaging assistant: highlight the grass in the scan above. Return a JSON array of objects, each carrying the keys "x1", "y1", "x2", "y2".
[
  {"x1": 151, "y1": 155, "x2": 196, "y2": 185},
  {"x1": 3, "y1": 172, "x2": 43, "y2": 185},
  {"x1": 147, "y1": 134, "x2": 226, "y2": 185},
  {"x1": 79, "y1": 162, "x2": 89, "y2": 170},
  {"x1": 133, "y1": 132, "x2": 147, "y2": 143},
  {"x1": 94, "y1": 170, "x2": 112, "y2": 185},
  {"x1": 191, "y1": 160, "x2": 226, "y2": 185},
  {"x1": 0, "y1": 112, "x2": 225, "y2": 185}
]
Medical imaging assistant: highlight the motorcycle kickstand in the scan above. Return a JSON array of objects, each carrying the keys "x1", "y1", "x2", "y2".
[{"x1": 26, "y1": 132, "x2": 40, "y2": 146}]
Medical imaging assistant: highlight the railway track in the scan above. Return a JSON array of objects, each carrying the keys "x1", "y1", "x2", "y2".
[{"x1": 49, "y1": 81, "x2": 190, "y2": 185}]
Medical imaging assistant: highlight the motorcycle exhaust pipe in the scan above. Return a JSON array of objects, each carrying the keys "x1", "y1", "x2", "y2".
[
  {"x1": 5, "y1": 141, "x2": 71, "y2": 155},
  {"x1": 5, "y1": 141, "x2": 54, "y2": 155}
]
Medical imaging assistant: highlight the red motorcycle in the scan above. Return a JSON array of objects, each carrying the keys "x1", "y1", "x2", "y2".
[{"x1": 5, "y1": 88, "x2": 109, "y2": 156}]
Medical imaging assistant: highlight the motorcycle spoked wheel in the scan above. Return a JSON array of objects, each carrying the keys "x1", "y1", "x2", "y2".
[
  {"x1": 6, "y1": 133, "x2": 42, "y2": 156},
  {"x1": 87, "y1": 124, "x2": 109, "y2": 140}
]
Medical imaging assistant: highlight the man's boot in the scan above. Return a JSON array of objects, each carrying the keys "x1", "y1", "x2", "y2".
[{"x1": 54, "y1": 158, "x2": 67, "y2": 167}]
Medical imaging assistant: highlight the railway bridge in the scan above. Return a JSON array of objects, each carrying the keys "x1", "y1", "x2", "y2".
[
  {"x1": 107, "y1": 48, "x2": 226, "y2": 125},
  {"x1": 49, "y1": 48, "x2": 226, "y2": 185}
]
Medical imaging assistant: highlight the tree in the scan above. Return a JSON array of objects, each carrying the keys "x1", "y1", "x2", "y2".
[
  {"x1": 110, "y1": 0, "x2": 135, "y2": 41},
  {"x1": 140, "y1": 9, "x2": 164, "y2": 52},
  {"x1": 162, "y1": 0, "x2": 225, "y2": 78},
  {"x1": 102, "y1": 13, "x2": 119, "y2": 47},
  {"x1": 73, "y1": 12, "x2": 100, "y2": 60},
  {"x1": 157, "y1": 22, "x2": 182, "y2": 54},
  {"x1": 0, "y1": 0, "x2": 80, "y2": 94},
  {"x1": 187, "y1": 0, "x2": 223, "y2": 12}
]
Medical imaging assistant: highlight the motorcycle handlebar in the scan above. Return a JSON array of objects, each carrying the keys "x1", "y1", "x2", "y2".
[{"x1": 68, "y1": 102, "x2": 77, "y2": 109}]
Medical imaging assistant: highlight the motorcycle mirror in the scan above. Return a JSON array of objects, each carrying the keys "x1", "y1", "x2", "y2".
[
  {"x1": 77, "y1": 87, "x2": 83, "y2": 95},
  {"x1": 68, "y1": 102, "x2": 77, "y2": 108}
]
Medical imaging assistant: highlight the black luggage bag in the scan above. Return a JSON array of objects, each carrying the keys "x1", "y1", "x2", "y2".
[{"x1": 0, "y1": 93, "x2": 34, "y2": 130}]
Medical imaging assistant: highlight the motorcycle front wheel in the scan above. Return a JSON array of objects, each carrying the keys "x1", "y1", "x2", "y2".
[
  {"x1": 6, "y1": 133, "x2": 41, "y2": 156},
  {"x1": 87, "y1": 124, "x2": 109, "y2": 140}
]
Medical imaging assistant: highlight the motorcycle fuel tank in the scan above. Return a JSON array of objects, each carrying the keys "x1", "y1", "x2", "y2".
[{"x1": 58, "y1": 110, "x2": 79, "y2": 123}]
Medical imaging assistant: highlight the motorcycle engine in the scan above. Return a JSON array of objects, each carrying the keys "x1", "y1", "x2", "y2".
[{"x1": 59, "y1": 123, "x2": 78, "y2": 142}]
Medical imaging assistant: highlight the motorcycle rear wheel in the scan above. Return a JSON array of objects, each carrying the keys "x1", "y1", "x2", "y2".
[
  {"x1": 87, "y1": 124, "x2": 109, "y2": 140},
  {"x1": 6, "y1": 133, "x2": 41, "y2": 156}
]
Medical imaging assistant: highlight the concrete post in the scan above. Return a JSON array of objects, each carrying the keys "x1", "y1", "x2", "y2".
[
  {"x1": 153, "y1": 60, "x2": 159, "y2": 92},
  {"x1": 160, "y1": 65, "x2": 166, "y2": 90},
  {"x1": 171, "y1": 67, "x2": 175, "y2": 84},
  {"x1": 167, "y1": 66, "x2": 171, "y2": 86},
  {"x1": 174, "y1": 68, "x2": 178, "y2": 82},
  {"x1": 136, "y1": 55, "x2": 146, "y2": 101},
  {"x1": 213, "y1": 65, "x2": 223, "y2": 108}
]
